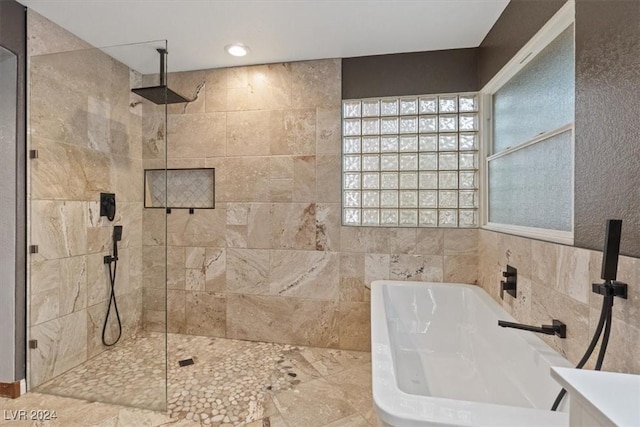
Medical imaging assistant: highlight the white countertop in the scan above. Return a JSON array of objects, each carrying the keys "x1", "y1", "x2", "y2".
[{"x1": 552, "y1": 367, "x2": 640, "y2": 427}]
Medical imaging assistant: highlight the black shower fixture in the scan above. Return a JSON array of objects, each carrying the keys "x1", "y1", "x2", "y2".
[
  {"x1": 131, "y1": 48, "x2": 193, "y2": 105},
  {"x1": 100, "y1": 192, "x2": 116, "y2": 221}
]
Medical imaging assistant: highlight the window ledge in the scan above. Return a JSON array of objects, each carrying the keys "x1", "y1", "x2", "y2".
[{"x1": 483, "y1": 222, "x2": 574, "y2": 246}]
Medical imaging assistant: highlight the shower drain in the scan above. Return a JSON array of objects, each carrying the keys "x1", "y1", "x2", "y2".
[{"x1": 178, "y1": 358, "x2": 194, "y2": 367}]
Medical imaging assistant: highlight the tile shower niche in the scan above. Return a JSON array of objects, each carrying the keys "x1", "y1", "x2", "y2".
[{"x1": 144, "y1": 168, "x2": 215, "y2": 210}]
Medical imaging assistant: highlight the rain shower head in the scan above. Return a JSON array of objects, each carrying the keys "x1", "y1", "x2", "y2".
[{"x1": 131, "y1": 48, "x2": 193, "y2": 105}]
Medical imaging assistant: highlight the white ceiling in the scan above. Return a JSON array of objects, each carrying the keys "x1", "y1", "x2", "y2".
[{"x1": 19, "y1": 0, "x2": 510, "y2": 74}]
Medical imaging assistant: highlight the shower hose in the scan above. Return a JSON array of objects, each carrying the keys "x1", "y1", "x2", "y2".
[
  {"x1": 551, "y1": 290, "x2": 614, "y2": 411},
  {"x1": 101, "y1": 250, "x2": 122, "y2": 347}
]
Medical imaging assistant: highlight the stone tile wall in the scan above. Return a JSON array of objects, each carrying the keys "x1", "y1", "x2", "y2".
[
  {"x1": 27, "y1": 11, "x2": 144, "y2": 388},
  {"x1": 478, "y1": 229, "x2": 640, "y2": 374},
  {"x1": 141, "y1": 60, "x2": 480, "y2": 351}
]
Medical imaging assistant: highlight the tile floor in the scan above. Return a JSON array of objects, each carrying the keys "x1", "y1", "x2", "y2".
[{"x1": 2, "y1": 333, "x2": 377, "y2": 426}]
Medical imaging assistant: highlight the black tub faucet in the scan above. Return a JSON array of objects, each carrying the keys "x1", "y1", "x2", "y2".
[{"x1": 498, "y1": 319, "x2": 567, "y2": 338}]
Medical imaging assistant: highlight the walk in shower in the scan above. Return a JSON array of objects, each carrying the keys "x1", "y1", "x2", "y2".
[{"x1": 28, "y1": 38, "x2": 169, "y2": 411}]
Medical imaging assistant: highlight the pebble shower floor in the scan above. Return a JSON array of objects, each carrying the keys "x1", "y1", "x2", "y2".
[{"x1": 34, "y1": 333, "x2": 376, "y2": 426}]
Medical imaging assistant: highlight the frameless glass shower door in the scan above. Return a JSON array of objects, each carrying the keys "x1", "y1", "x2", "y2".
[{"x1": 27, "y1": 40, "x2": 169, "y2": 412}]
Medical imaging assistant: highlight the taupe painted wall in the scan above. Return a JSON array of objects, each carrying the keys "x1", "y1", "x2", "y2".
[
  {"x1": 574, "y1": 0, "x2": 640, "y2": 256},
  {"x1": 0, "y1": 0, "x2": 26, "y2": 384},
  {"x1": 477, "y1": 0, "x2": 566, "y2": 88},
  {"x1": 342, "y1": 49, "x2": 478, "y2": 99}
]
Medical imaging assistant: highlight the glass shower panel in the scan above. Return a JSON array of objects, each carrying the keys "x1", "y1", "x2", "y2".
[
  {"x1": 28, "y1": 40, "x2": 168, "y2": 412},
  {"x1": 488, "y1": 130, "x2": 572, "y2": 231},
  {"x1": 0, "y1": 46, "x2": 18, "y2": 382}
]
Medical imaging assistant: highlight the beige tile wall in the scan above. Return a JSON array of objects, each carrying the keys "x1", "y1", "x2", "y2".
[
  {"x1": 478, "y1": 229, "x2": 640, "y2": 374},
  {"x1": 27, "y1": 11, "x2": 145, "y2": 388},
  {"x1": 141, "y1": 60, "x2": 480, "y2": 351}
]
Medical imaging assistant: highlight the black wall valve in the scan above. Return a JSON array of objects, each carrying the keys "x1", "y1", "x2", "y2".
[
  {"x1": 500, "y1": 265, "x2": 517, "y2": 299},
  {"x1": 100, "y1": 193, "x2": 116, "y2": 221}
]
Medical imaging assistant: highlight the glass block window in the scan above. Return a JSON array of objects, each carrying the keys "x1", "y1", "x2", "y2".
[{"x1": 342, "y1": 93, "x2": 479, "y2": 228}]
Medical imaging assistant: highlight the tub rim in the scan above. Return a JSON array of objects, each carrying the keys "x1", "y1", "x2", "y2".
[{"x1": 371, "y1": 280, "x2": 573, "y2": 427}]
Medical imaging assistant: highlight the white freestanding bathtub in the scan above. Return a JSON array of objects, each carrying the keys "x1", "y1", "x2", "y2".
[{"x1": 371, "y1": 280, "x2": 573, "y2": 427}]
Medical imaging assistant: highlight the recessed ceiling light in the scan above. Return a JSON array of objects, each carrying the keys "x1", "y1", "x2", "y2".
[{"x1": 225, "y1": 43, "x2": 250, "y2": 57}]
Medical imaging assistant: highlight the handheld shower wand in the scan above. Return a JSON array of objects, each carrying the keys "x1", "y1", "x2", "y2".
[{"x1": 102, "y1": 225, "x2": 123, "y2": 347}]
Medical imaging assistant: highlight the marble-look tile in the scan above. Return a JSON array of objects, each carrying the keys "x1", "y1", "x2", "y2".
[
  {"x1": 185, "y1": 268, "x2": 205, "y2": 291},
  {"x1": 316, "y1": 203, "x2": 341, "y2": 252},
  {"x1": 340, "y1": 227, "x2": 367, "y2": 254},
  {"x1": 271, "y1": 109, "x2": 316, "y2": 155},
  {"x1": 293, "y1": 155, "x2": 316, "y2": 202},
  {"x1": 30, "y1": 256, "x2": 87, "y2": 326},
  {"x1": 324, "y1": 365, "x2": 373, "y2": 423},
  {"x1": 444, "y1": 255, "x2": 478, "y2": 284},
  {"x1": 364, "y1": 254, "x2": 390, "y2": 286},
  {"x1": 112, "y1": 156, "x2": 143, "y2": 203},
  {"x1": 291, "y1": 59, "x2": 341, "y2": 109},
  {"x1": 204, "y1": 67, "x2": 229, "y2": 112},
  {"x1": 299, "y1": 347, "x2": 370, "y2": 377},
  {"x1": 270, "y1": 203, "x2": 316, "y2": 250},
  {"x1": 269, "y1": 250, "x2": 339, "y2": 299},
  {"x1": 142, "y1": 246, "x2": 165, "y2": 289},
  {"x1": 225, "y1": 203, "x2": 271, "y2": 249},
  {"x1": 274, "y1": 378, "x2": 356, "y2": 427},
  {"x1": 227, "y1": 110, "x2": 278, "y2": 156},
  {"x1": 167, "y1": 112, "x2": 226, "y2": 158},
  {"x1": 185, "y1": 291, "x2": 226, "y2": 337},
  {"x1": 269, "y1": 177, "x2": 294, "y2": 202},
  {"x1": 586, "y1": 309, "x2": 640, "y2": 374},
  {"x1": 29, "y1": 310, "x2": 88, "y2": 388},
  {"x1": 444, "y1": 229, "x2": 478, "y2": 255},
  {"x1": 31, "y1": 201, "x2": 87, "y2": 259},
  {"x1": 168, "y1": 290, "x2": 186, "y2": 334},
  {"x1": 339, "y1": 253, "x2": 366, "y2": 302},
  {"x1": 30, "y1": 137, "x2": 112, "y2": 201},
  {"x1": 166, "y1": 70, "x2": 207, "y2": 114},
  {"x1": 226, "y1": 63, "x2": 292, "y2": 111},
  {"x1": 316, "y1": 106, "x2": 341, "y2": 155},
  {"x1": 497, "y1": 232, "x2": 533, "y2": 278},
  {"x1": 316, "y1": 155, "x2": 341, "y2": 203},
  {"x1": 27, "y1": 10, "x2": 92, "y2": 56},
  {"x1": 530, "y1": 285, "x2": 590, "y2": 365},
  {"x1": 556, "y1": 246, "x2": 591, "y2": 304},
  {"x1": 324, "y1": 413, "x2": 371, "y2": 427},
  {"x1": 530, "y1": 238, "x2": 559, "y2": 287},
  {"x1": 185, "y1": 247, "x2": 206, "y2": 269},
  {"x1": 502, "y1": 276, "x2": 533, "y2": 325},
  {"x1": 269, "y1": 156, "x2": 294, "y2": 179},
  {"x1": 220, "y1": 157, "x2": 270, "y2": 202},
  {"x1": 205, "y1": 247, "x2": 226, "y2": 292},
  {"x1": 415, "y1": 229, "x2": 445, "y2": 255},
  {"x1": 338, "y1": 302, "x2": 371, "y2": 351},
  {"x1": 388, "y1": 229, "x2": 417, "y2": 254},
  {"x1": 227, "y1": 295, "x2": 339, "y2": 347},
  {"x1": 226, "y1": 248, "x2": 270, "y2": 295},
  {"x1": 167, "y1": 246, "x2": 186, "y2": 290},
  {"x1": 167, "y1": 209, "x2": 226, "y2": 247},
  {"x1": 142, "y1": 209, "x2": 166, "y2": 246},
  {"x1": 389, "y1": 254, "x2": 444, "y2": 282},
  {"x1": 364, "y1": 228, "x2": 393, "y2": 254}
]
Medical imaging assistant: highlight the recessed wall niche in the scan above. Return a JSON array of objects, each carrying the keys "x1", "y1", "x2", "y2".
[{"x1": 144, "y1": 168, "x2": 215, "y2": 209}]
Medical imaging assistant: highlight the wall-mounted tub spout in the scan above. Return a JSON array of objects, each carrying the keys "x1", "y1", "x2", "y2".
[{"x1": 498, "y1": 319, "x2": 567, "y2": 338}]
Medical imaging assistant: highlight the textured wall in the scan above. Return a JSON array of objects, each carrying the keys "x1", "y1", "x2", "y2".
[
  {"x1": 27, "y1": 11, "x2": 144, "y2": 388},
  {"x1": 141, "y1": 60, "x2": 479, "y2": 351},
  {"x1": 342, "y1": 49, "x2": 478, "y2": 99},
  {"x1": 479, "y1": 229, "x2": 640, "y2": 374},
  {"x1": 477, "y1": 0, "x2": 566, "y2": 87},
  {"x1": 574, "y1": 0, "x2": 640, "y2": 256}
]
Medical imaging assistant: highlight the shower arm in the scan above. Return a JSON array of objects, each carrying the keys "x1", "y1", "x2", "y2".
[{"x1": 158, "y1": 48, "x2": 167, "y2": 86}]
